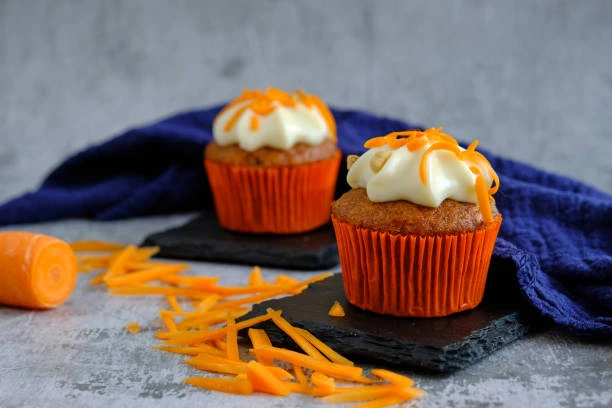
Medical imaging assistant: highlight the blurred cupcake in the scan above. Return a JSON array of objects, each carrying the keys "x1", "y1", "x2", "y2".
[
  {"x1": 205, "y1": 88, "x2": 341, "y2": 234},
  {"x1": 331, "y1": 128, "x2": 502, "y2": 317}
]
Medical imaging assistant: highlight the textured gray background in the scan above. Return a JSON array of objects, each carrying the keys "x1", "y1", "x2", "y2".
[{"x1": 1, "y1": 1, "x2": 611, "y2": 407}]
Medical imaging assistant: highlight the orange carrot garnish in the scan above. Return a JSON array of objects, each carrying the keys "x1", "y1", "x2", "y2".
[{"x1": 0, "y1": 232, "x2": 78, "y2": 309}]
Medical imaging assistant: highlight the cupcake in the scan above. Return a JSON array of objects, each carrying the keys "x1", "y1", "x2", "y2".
[
  {"x1": 205, "y1": 88, "x2": 341, "y2": 234},
  {"x1": 331, "y1": 128, "x2": 502, "y2": 317}
]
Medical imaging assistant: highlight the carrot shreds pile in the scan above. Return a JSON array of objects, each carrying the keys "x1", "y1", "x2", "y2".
[{"x1": 72, "y1": 241, "x2": 425, "y2": 407}]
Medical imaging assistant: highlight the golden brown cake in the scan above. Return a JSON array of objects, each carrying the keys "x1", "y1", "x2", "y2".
[
  {"x1": 331, "y1": 127, "x2": 502, "y2": 317},
  {"x1": 204, "y1": 87, "x2": 341, "y2": 234}
]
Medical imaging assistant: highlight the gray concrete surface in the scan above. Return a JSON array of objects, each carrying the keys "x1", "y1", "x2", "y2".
[{"x1": 1, "y1": 1, "x2": 611, "y2": 407}]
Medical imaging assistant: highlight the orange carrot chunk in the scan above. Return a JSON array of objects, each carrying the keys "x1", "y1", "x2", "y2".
[
  {"x1": 69, "y1": 240, "x2": 125, "y2": 252},
  {"x1": 328, "y1": 301, "x2": 346, "y2": 317},
  {"x1": 0, "y1": 231, "x2": 78, "y2": 309},
  {"x1": 183, "y1": 376, "x2": 253, "y2": 395},
  {"x1": 125, "y1": 322, "x2": 140, "y2": 334},
  {"x1": 246, "y1": 361, "x2": 291, "y2": 396}
]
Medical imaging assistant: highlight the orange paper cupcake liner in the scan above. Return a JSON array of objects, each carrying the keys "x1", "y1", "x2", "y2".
[
  {"x1": 205, "y1": 150, "x2": 341, "y2": 234},
  {"x1": 331, "y1": 215, "x2": 502, "y2": 317}
]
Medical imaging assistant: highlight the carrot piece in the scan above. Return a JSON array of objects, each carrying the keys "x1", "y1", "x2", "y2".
[
  {"x1": 69, "y1": 240, "x2": 124, "y2": 252},
  {"x1": 213, "y1": 272, "x2": 332, "y2": 310},
  {"x1": 0, "y1": 232, "x2": 78, "y2": 309},
  {"x1": 102, "y1": 245, "x2": 138, "y2": 281},
  {"x1": 193, "y1": 294, "x2": 222, "y2": 312},
  {"x1": 248, "y1": 328, "x2": 274, "y2": 366},
  {"x1": 131, "y1": 246, "x2": 160, "y2": 262},
  {"x1": 183, "y1": 376, "x2": 253, "y2": 395},
  {"x1": 285, "y1": 382, "x2": 313, "y2": 395},
  {"x1": 321, "y1": 385, "x2": 397, "y2": 403},
  {"x1": 151, "y1": 345, "x2": 225, "y2": 357},
  {"x1": 226, "y1": 313, "x2": 240, "y2": 361},
  {"x1": 248, "y1": 266, "x2": 266, "y2": 287},
  {"x1": 105, "y1": 264, "x2": 188, "y2": 287},
  {"x1": 109, "y1": 285, "x2": 203, "y2": 297},
  {"x1": 125, "y1": 322, "x2": 140, "y2": 334},
  {"x1": 77, "y1": 254, "x2": 111, "y2": 269},
  {"x1": 293, "y1": 365, "x2": 308, "y2": 386},
  {"x1": 323, "y1": 384, "x2": 424, "y2": 403},
  {"x1": 159, "y1": 310, "x2": 178, "y2": 332},
  {"x1": 328, "y1": 301, "x2": 346, "y2": 317},
  {"x1": 267, "y1": 308, "x2": 327, "y2": 361},
  {"x1": 177, "y1": 309, "x2": 249, "y2": 331},
  {"x1": 166, "y1": 295, "x2": 182, "y2": 312},
  {"x1": 215, "y1": 339, "x2": 228, "y2": 352},
  {"x1": 311, "y1": 372, "x2": 336, "y2": 397},
  {"x1": 164, "y1": 311, "x2": 278, "y2": 346},
  {"x1": 185, "y1": 355, "x2": 294, "y2": 384},
  {"x1": 160, "y1": 275, "x2": 219, "y2": 289},
  {"x1": 349, "y1": 397, "x2": 406, "y2": 408},
  {"x1": 295, "y1": 328, "x2": 353, "y2": 366},
  {"x1": 253, "y1": 346, "x2": 364, "y2": 381},
  {"x1": 246, "y1": 361, "x2": 291, "y2": 396},
  {"x1": 370, "y1": 369, "x2": 414, "y2": 387},
  {"x1": 186, "y1": 359, "x2": 246, "y2": 376}
]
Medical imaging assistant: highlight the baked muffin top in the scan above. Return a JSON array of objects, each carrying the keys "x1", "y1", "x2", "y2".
[
  {"x1": 342, "y1": 127, "x2": 500, "y2": 225},
  {"x1": 212, "y1": 88, "x2": 336, "y2": 152},
  {"x1": 205, "y1": 139, "x2": 339, "y2": 167},
  {"x1": 332, "y1": 188, "x2": 499, "y2": 235}
]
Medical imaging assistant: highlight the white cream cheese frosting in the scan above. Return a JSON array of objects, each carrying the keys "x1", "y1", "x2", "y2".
[
  {"x1": 213, "y1": 88, "x2": 336, "y2": 152},
  {"x1": 346, "y1": 128, "x2": 499, "y2": 221}
]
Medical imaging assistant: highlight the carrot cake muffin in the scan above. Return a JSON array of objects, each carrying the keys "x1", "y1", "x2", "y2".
[
  {"x1": 205, "y1": 88, "x2": 341, "y2": 234},
  {"x1": 331, "y1": 128, "x2": 502, "y2": 317}
]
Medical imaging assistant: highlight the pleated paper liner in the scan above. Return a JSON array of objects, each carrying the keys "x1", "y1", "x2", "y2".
[
  {"x1": 204, "y1": 150, "x2": 341, "y2": 234},
  {"x1": 331, "y1": 214, "x2": 502, "y2": 317}
]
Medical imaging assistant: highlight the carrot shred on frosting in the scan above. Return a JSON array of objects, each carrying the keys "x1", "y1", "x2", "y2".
[
  {"x1": 72, "y1": 243, "x2": 424, "y2": 407},
  {"x1": 363, "y1": 127, "x2": 499, "y2": 223}
]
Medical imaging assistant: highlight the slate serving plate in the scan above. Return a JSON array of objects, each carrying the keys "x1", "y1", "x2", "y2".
[
  {"x1": 142, "y1": 211, "x2": 338, "y2": 270},
  {"x1": 240, "y1": 258, "x2": 538, "y2": 373}
]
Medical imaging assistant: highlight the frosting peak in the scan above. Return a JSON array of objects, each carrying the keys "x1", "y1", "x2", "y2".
[
  {"x1": 347, "y1": 128, "x2": 499, "y2": 223},
  {"x1": 213, "y1": 88, "x2": 336, "y2": 151}
]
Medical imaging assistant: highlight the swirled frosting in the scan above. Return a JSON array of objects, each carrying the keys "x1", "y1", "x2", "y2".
[
  {"x1": 347, "y1": 128, "x2": 499, "y2": 223},
  {"x1": 212, "y1": 88, "x2": 336, "y2": 152}
]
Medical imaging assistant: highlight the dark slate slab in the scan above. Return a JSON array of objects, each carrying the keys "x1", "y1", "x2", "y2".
[
  {"x1": 141, "y1": 211, "x2": 338, "y2": 270},
  {"x1": 240, "y1": 259, "x2": 538, "y2": 373}
]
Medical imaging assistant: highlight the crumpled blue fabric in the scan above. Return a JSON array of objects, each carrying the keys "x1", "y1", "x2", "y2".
[{"x1": 1, "y1": 105, "x2": 610, "y2": 336}]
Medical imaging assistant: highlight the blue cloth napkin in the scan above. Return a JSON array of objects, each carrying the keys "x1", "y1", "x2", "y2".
[{"x1": 1, "y1": 106, "x2": 610, "y2": 337}]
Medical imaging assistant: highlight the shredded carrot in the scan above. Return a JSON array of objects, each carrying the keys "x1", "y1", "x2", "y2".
[
  {"x1": 362, "y1": 127, "x2": 499, "y2": 224},
  {"x1": 328, "y1": 301, "x2": 346, "y2": 317},
  {"x1": 370, "y1": 369, "x2": 414, "y2": 387},
  {"x1": 268, "y1": 308, "x2": 327, "y2": 361},
  {"x1": 253, "y1": 346, "x2": 364, "y2": 381},
  {"x1": 69, "y1": 240, "x2": 125, "y2": 252},
  {"x1": 219, "y1": 88, "x2": 336, "y2": 139},
  {"x1": 226, "y1": 313, "x2": 240, "y2": 361},
  {"x1": 163, "y1": 312, "x2": 277, "y2": 345},
  {"x1": 166, "y1": 295, "x2": 182, "y2": 312},
  {"x1": 159, "y1": 310, "x2": 178, "y2": 332},
  {"x1": 246, "y1": 361, "x2": 291, "y2": 396},
  {"x1": 311, "y1": 372, "x2": 336, "y2": 397},
  {"x1": 248, "y1": 266, "x2": 268, "y2": 287},
  {"x1": 71, "y1": 241, "x2": 425, "y2": 407},
  {"x1": 125, "y1": 322, "x2": 140, "y2": 334},
  {"x1": 248, "y1": 328, "x2": 274, "y2": 366},
  {"x1": 151, "y1": 344, "x2": 225, "y2": 357},
  {"x1": 184, "y1": 376, "x2": 253, "y2": 395},
  {"x1": 250, "y1": 115, "x2": 259, "y2": 131},
  {"x1": 295, "y1": 328, "x2": 353, "y2": 366}
]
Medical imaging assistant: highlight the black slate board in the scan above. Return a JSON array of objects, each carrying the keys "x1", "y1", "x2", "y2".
[
  {"x1": 240, "y1": 259, "x2": 537, "y2": 373},
  {"x1": 142, "y1": 211, "x2": 338, "y2": 270}
]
